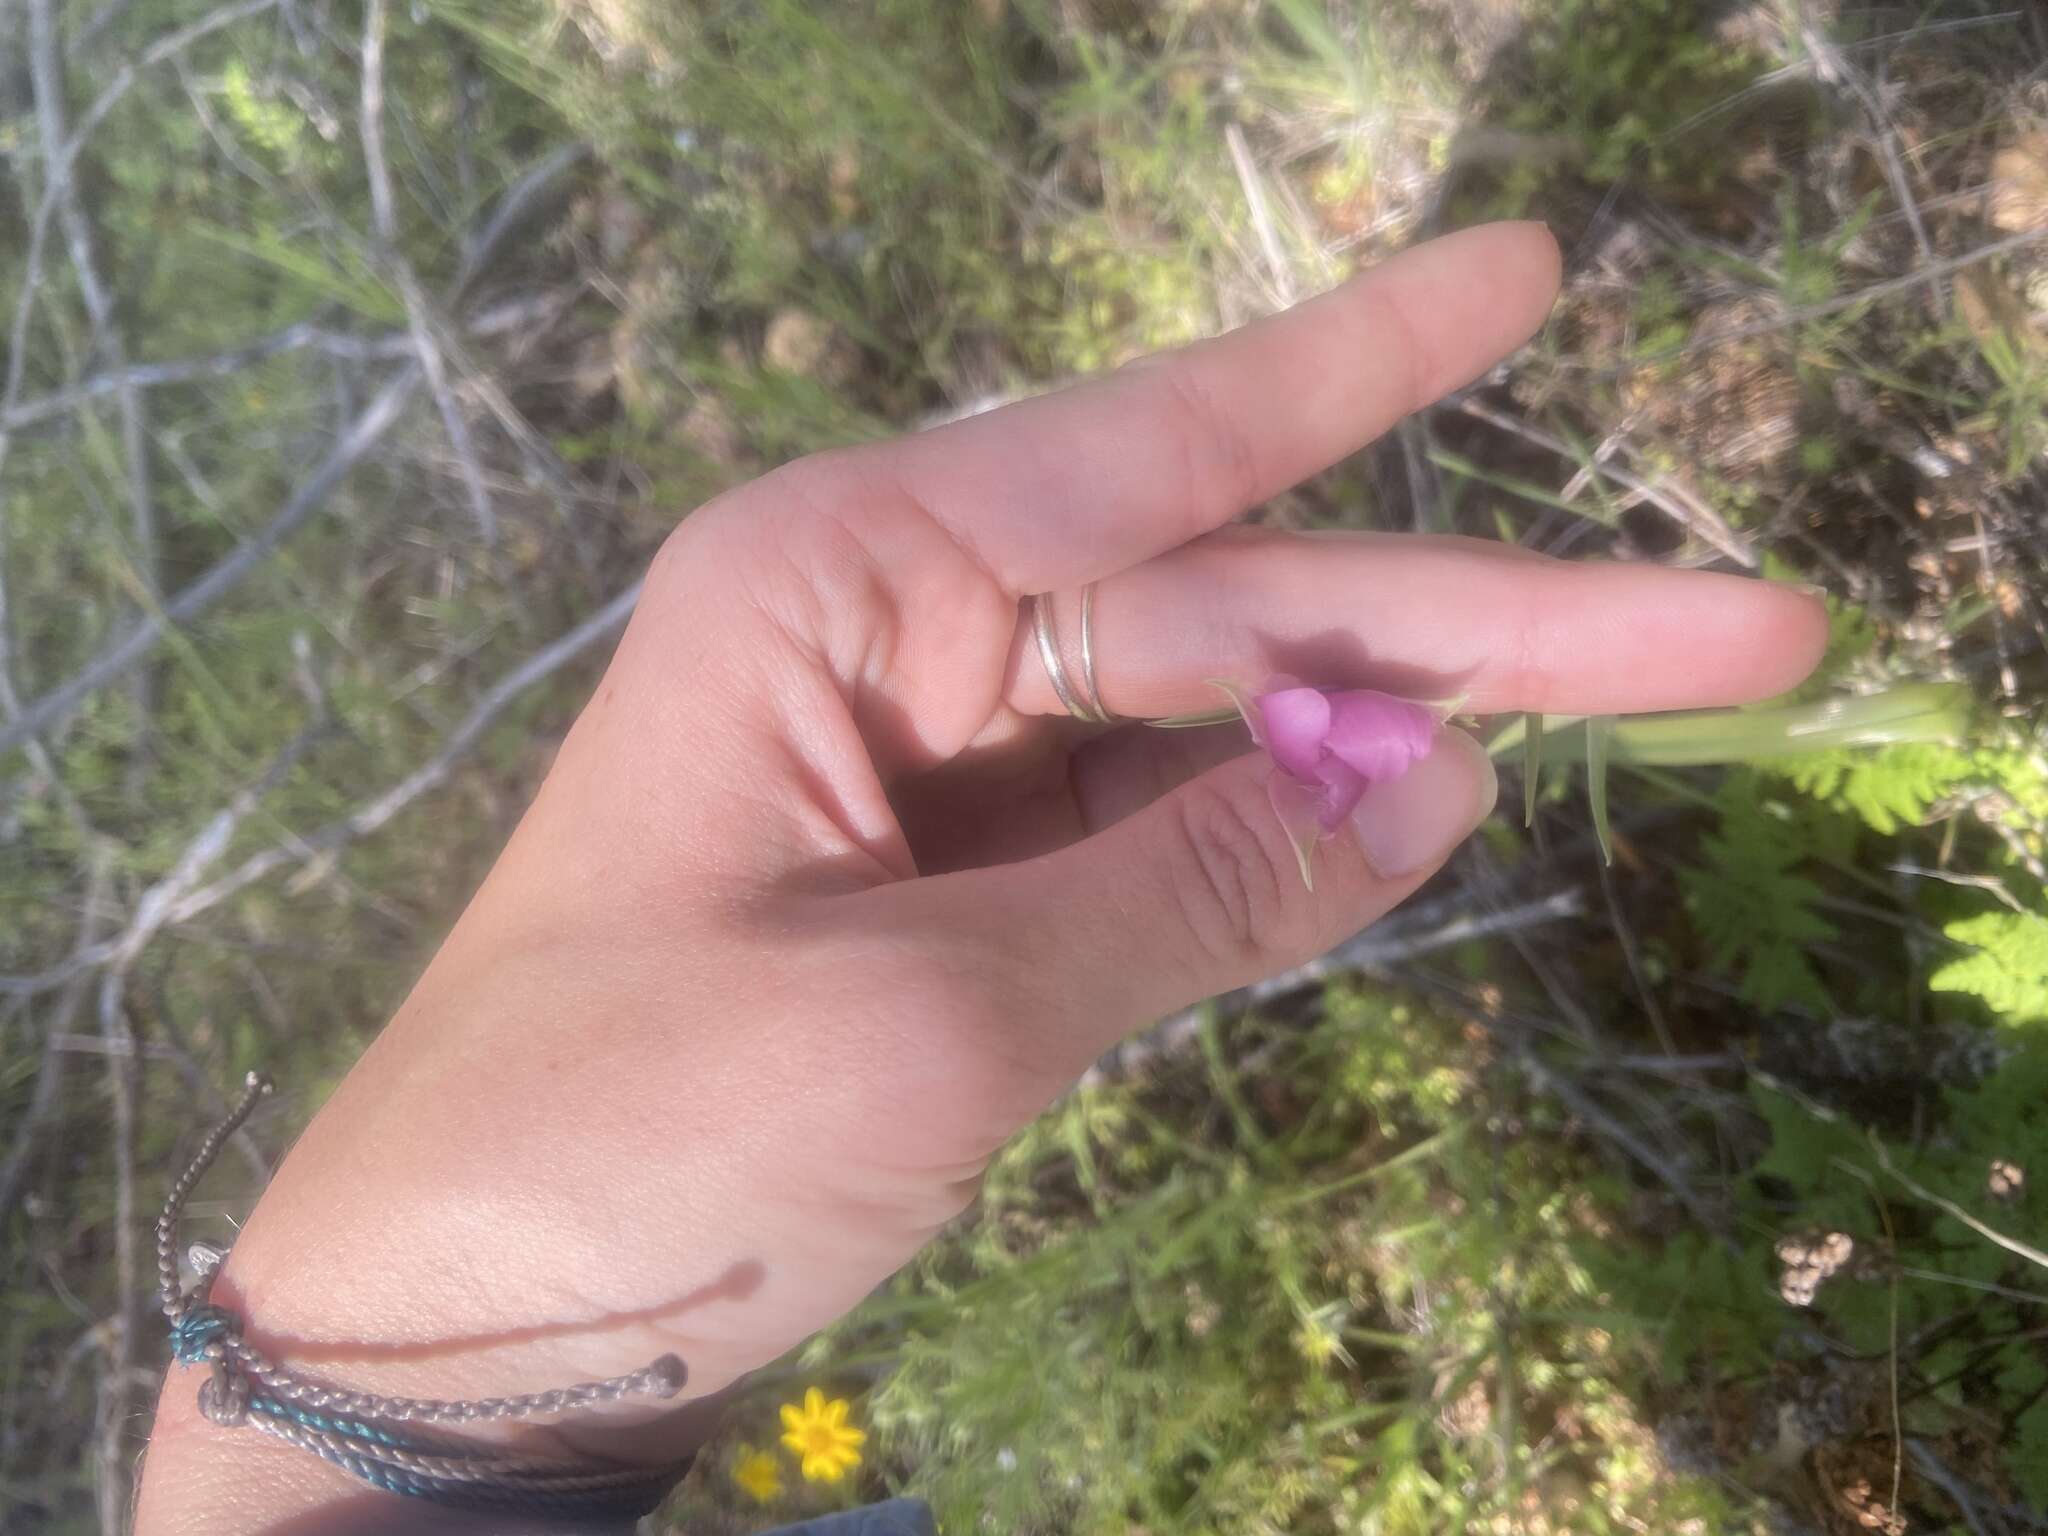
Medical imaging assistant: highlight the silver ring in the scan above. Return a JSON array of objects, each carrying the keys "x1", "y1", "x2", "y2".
[
  {"x1": 1078, "y1": 583, "x2": 1120, "y2": 724},
  {"x1": 1032, "y1": 592, "x2": 1091, "y2": 722},
  {"x1": 1032, "y1": 589, "x2": 1115, "y2": 724}
]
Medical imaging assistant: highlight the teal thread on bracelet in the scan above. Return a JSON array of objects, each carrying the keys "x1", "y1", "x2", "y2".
[
  {"x1": 157, "y1": 1070, "x2": 695, "y2": 1517},
  {"x1": 169, "y1": 1305, "x2": 232, "y2": 1363},
  {"x1": 246, "y1": 1393, "x2": 427, "y2": 1454}
]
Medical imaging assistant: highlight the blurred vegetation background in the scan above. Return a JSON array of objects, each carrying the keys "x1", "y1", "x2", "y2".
[{"x1": 3, "y1": 1, "x2": 2047, "y2": 1532}]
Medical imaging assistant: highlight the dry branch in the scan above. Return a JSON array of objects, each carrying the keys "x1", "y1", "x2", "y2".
[
  {"x1": 0, "y1": 363, "x2": 423, "y2": 761},
  {"x1": 0, "y1": 292, "x2": 571, "y2": 435},
  {"x1": 1449, "y1": 393, "x2": 1757, "y2": 567},
  {"x1": 91, "y1": 970, "x2": 139, "y2": 1536},
  {"x1": 0, "y1": 0, "x2": 284, "y2": 485},
  {"x1": 0, "y1": 127, "x2": 588, "y2": 762},
  {"x1": 1587, "y1": 225, "x2": 2048, "y2": 372},
  {"x1": 356, "y1": 0, "x2": 494, "y2": 541},
  {"x1": 0, "y1": 578, "x2": 641, "y2": 1000},
  {"x1": 105, "y1": 720, "x2": 332, "y2": 975},
  {"x1": 1224, "y1": 122, "x2": 1297, "y2": 308},
  {"x1": 359, "y1": 0, "x2": 398, "y2": 246},
  {"x1": 28, "y1": 0, "x2": 164, "y2": 783},
  {"x1": 1085, "y1": 885, "x2": 1586, "y2": 1086},
  {"x1": 0, "y1": 848, "x2": 113, "y2": 1228},
  {"x1": 162, "y1": 577, "x2": 644, "y2": 925}
]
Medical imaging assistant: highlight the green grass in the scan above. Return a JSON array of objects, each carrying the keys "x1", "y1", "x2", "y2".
[{"x1": 4, "y1": 2, "x2": 2047, "y2": 1532}]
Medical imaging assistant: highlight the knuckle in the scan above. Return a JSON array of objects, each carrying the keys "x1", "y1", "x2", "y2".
[
  {"x1": 1165, "y1": 780, "x2": 1316, "y2": 974},
  {"x1": 1149, "y1": 353, "x2": 1261, "y2": 515},
  {"x1": 656, "y1": 461, "x2": 869, "y2": 639},
  {"x1": 645, "y1": 483, "x2": 778, "y2": 601},
  {"x1": 1356, "y1": 280, "x2": 1435, "y2": 416}
]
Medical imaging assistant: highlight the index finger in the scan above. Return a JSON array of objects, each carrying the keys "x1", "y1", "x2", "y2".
[{"x1": 867, "y1": 221, "x2": 1563, "y2": 595}]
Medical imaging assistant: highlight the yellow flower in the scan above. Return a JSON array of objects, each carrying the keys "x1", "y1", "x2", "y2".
[
  {"x1": 1292, "y1": 1303, "x2": 1354, "y2": 1369},
  {"x1": 779, "y1": 1387, "x2": 867, "y2": 1484},
  {"x1": 731, "y1": 1444, "x2": 784, "y2": 1505}
]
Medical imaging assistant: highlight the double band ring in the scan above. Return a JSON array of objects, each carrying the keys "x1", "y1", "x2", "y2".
[{"x1": 1031, "y1": 586, "x2": 1119, "y2": 725}]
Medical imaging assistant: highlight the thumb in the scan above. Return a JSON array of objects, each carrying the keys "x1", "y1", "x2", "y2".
[{"x1": 888, "y1": 727, "x2": 1499, "y2": 1084}]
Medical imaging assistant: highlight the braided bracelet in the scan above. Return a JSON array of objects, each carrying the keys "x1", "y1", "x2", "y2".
[{"x1": 159, "y1": 1073, "x2": 696, "y2": 1520}]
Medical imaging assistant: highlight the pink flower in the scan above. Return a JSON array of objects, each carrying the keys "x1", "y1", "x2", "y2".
[{"x1": 1215, "y1": 676, "x2": 1442, "y2": 888}]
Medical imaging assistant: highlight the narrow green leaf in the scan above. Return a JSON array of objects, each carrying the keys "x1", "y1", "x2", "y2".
[
  {"x1": 1144, "y1": 706, "x2": 1243, "y2": 729},
  {"x1": 1586, "y1": 715, "x2": 1613, "y2": 865},
  {"x1": 1522, "y1": 711, "x2": 1544, "y2": 827},
  {"x1": 1268, "y1": 0, "x2": 1360, "y2": 83},
  {"x1": 188, "y1": 223, "x2": 405, "y2": 324},
  {"x1": 1428, "y1": 448, "x2": 1618, "y2": 524}
]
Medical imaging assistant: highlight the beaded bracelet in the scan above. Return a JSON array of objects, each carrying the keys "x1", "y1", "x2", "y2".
[{"x1": 158, "y1": 1072, "x2": 697, "y2": 1520}]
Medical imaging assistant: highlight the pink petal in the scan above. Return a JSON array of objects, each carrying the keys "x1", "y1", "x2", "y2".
[
  {"x1": 1312, "y1": 757, "x2": 1369, "y2": 828},
  {"x1": 1322, "y1": 691, "x2": 1439, "y2": 784},
  {"x1": 1254, "y1": 687, "x2": 1331, "y2": 783},
  {"x1": 1265, "y1": 772, "x2": 1329, "y2": 890}
]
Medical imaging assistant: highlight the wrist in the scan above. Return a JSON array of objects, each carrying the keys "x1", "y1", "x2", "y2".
[
  {"x1": 139, "y1": 1369, "x2": 549, "y2": 1536},
  {"x1": 138, "y1": 1313, "x2": 732, "y2": 1535},
  {"x1": 135, "y1": 1075, "x2": 737, "y2": 1534}
]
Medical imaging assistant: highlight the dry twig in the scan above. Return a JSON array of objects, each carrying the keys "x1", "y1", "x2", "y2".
[
  {"x1": 163, "y1": 577, "x2": 644, "y2": 923},
  {"x1": 0, "y1": 122, "x2": 586, "y2": 764},
  {"x1": 2, "y1": 126, "x2": 593, "y2": 765},
  {"x1": 1448, "y1": 393, "x2": 1757, "y2": 567},
  {"x1": 358, "y1": 0, "x2": 496, "y2": 542},
  {"x1": 0, "y1": 848, "x2": 113, "y2": 1230},
  {"x1": 28, "y1": 0, "x2": 164, "y2": 777},
  {"x1": 0, "y1": 363, "x2": 423, "y2": 761},
  {"x1": 1085, "y1": 885, "x2": 1586, "y2": 1086},
  {"x1": 0, "y1": 577, "x2": 642, "y2": 1001},
  {"x1": 0, "y1": 291, "x2": 571, "y2": 435},
  {"x1": 0, "y1": 0, "x2": 284, "y2": 487},
  {"x1": 1581, "y1": 226, "x2": 2048, "y2": 373},
  {"x1": 91, "y1": 969, "x2": 139, "y2": 1536},
  {"x1": 1872, "y1": 1141, "x2": 2048, "y2": 1275},
  {"x1": 1224, "y1": 122, "x2": 1298, "y2": 308}
]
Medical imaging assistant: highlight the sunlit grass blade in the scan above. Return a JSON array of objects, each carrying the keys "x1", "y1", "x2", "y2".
[
  {"x1": 1485, "y1": 683, "x2": 1971, "y2": 767},
  {"x1": 189, "y1": 223, "x2": 405, "y2": 324},
  {"x1": 1523, "y1": 711, "x2": 1545, "y2": 827},
  {"x1": 1146, "y1": 705, "x2": 1245, "y2": 729},
  {"x1": 1267, "y1": 0, "x2": 1368, "y2": 98},
  {"x1": 1429, "y1": 447, "x2": 1618, "y2": 525},
  {"x1": 1586, "y1": 715, "x2": 1613, "y2": 865}
]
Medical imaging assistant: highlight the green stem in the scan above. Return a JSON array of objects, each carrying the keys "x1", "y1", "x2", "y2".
[{"x1": 1486, "y1": 683, "x2": 1969, "y2": 766}]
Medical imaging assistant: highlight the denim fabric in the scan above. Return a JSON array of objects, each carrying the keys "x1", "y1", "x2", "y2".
[{"x1": 759, "y1": 1497, "x2": 938, "y2": 1535}]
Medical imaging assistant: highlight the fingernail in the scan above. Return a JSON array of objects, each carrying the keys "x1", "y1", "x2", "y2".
[
  {"x1": 1791, "y1": 581, "x2": 1829, "y2": 601},
  {"x1": 1349, "y1": 728, "x2": 1498, "y2": 877}
]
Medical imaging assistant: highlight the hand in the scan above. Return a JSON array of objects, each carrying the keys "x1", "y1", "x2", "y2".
[{"x1": 138, "y1": 223, "x2": 1825, "y2": 1528}]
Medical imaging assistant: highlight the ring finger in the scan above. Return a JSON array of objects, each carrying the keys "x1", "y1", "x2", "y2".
[{"x1": 1007, "y1": 527, "x2": 1828, "y2": 725}]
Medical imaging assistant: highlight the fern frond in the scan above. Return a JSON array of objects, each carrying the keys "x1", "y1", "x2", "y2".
[
  {"x1": 1682, "y1": 776, "x2": 1838, "y2": 1011},
  {"x1": 1931, "y1": 910, "x2": 2048, "y2": 1026},
  {"x1": 1777, "y1": 742, "x2": 1973, "y2": 834}
]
